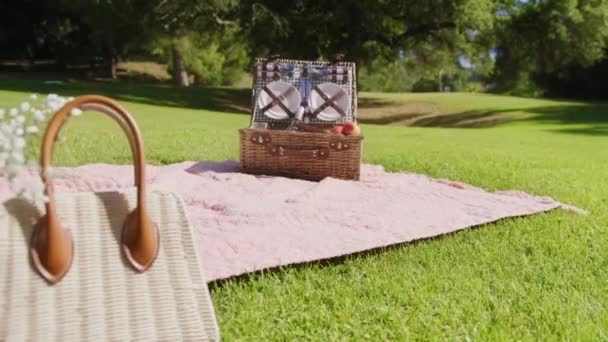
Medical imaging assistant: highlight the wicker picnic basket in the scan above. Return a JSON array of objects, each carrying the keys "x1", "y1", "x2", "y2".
[
  {"x1": 0, "y1": 96, "x2": 219, "y2": 341},
  {"x1": 239, "y1": 57, "x2": 363, "y2": 181}
]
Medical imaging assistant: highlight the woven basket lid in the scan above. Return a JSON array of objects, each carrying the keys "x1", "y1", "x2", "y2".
[{"x1": 250, "y1": 57, "x2": 357, "y2": 129}]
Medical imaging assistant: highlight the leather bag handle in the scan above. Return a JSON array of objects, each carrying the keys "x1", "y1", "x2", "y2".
[{"x1": 30, "y1": 95, "x2": 159, "y2": 284}]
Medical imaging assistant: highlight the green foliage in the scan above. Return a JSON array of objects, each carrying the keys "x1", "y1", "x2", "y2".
[
  {"x1": 238, "y1": 0, "x2": 501, "y2": 93},
  {"x1": 156, "y1": 27, "x2": 248, "y2": 86},
  {"x1": 147, "y1": 0, "x2": 247, "y2": 86},
  {"x1": 493, "y1": 0, "x2": 608, "y2": 84},
  {"x1": 492, "y1": 66, "x2": 545, "y2": 98},
  {"x1": 463, "y1": 82, "x2": 484, "y2": 93},
  {"x1": 507, "y1": 72, "x2": 544, "y2": 98},
  {"x1": 411, "y1": 78, "x2": 439, "y2": 92},
  {"x1": 490, "y1": 0, "x2": 608, "y2": 98},
  {"x1": 177, "y1": 35, "x2": 225, "y2": 86},
  {"x1": 534, "y1": 54, "x2": 608, "y2": 100},
  {"x1": 359, "y1": 57, "x2": 423, "y2": 92},
  {"x1": 63, "y1": 0, "x2": 155, "y2": 56},
  {"x1": 359, "y1": 49, "x2": 483, "y2": 93},
  {"x1": 238, "y1": 0, "x2": 499, "y2": 64},
  {"x1": 218, "y1": 31, "x2": 250, "y2": 85},
  {"x1": 3, "y1": 0, "x2": 608, "y2": 96}
]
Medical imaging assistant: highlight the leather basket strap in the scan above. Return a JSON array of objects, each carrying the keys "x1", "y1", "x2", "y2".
[
  {"x1": 30, "y1": 95, "x2": 159, "y2": 284},
  {"x1": 310, "y1": 86, "x2": 347, "y2": 118},
  {"x1": 260, "y1": 85, "x2": 296, "y2": 117}
]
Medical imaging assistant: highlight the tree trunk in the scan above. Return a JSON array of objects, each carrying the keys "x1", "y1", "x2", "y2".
[
  {"x1": 438, "y1": 69, "x2": 443, "y2": 92},
  {"x1": 171, "y1": 42, "x2": 189, "y2": 87},
  {"x1": 103, "y1": 46, "x2": 117, "y2": 79},
  {"x1": 109, "y1": 56, "x2": 117, "y2": 80}
]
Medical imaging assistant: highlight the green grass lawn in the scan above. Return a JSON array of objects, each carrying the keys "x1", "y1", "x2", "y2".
[{"x1": 1, "y1": 75, "x2": 607, "y2": 340}]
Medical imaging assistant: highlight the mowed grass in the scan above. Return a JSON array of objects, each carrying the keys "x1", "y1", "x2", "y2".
[{"x1": 1, "y1": 75, "x2": 607, "y2": 340}]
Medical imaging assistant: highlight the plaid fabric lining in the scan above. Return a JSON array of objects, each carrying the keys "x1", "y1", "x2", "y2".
[{"x1": 250, "y1": 58, "x2": 357, "y2": 129}]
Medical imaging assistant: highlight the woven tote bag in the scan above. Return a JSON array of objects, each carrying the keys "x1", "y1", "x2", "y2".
[{"x1": 0, "y1": 96, "x2": 220, "y2": 341}]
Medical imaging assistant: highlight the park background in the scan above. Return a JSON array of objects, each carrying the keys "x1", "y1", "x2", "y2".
[
  {"x1": 1, "y1": 1, "x2": 607, "y2": 340},
  {"x1": 2, "y1": 0, "x2": 608, "y2": 98}
]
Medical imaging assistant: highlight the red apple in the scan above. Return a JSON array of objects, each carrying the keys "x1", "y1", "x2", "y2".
[
  {"x1": 342, "y1": 122, "x2": 361, "y2": 136},
  {"x1": 330, "y1": 125, "x2": 344, "y2": 134}
]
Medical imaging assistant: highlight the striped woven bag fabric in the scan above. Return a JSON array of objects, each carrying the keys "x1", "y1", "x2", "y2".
[{"x1": 0, "y1": 96, "x2": 220, "y2": 341}]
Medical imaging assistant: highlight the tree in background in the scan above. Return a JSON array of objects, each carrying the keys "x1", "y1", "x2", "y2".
[
  {"x1": 149, "y1": 0, "x2": 241, "y2": 87},
  {"x1": 0, "y1": 0, "x2": 244, "y2": 85},
  {"x1": 152, "y1": 26, "x2": 248, "y2": 86},
  {"x1": 492, "y1": 0, "x2": 608, "y2": 96},
  {"x1": 1, "y1": 0, "x2": 608, "y2": 97},
  {"x1": 66, "y1": 0, "x2": 155, "y2": 79},
  {"x1": 238, "y1": 0, "x2": 496, "y2": 61},
  {"x1": 72, "y1": 0, "x2": 239, "y2": 85},
  {"x1": 534, "y1": 51, "x2": 608, "y2": 99},
  {"x1": 0, "y1": 1, "x2": 88, "y2": 70},
  {"x1": 234, "y1": 0, "x2": 499, "y2": 92}
]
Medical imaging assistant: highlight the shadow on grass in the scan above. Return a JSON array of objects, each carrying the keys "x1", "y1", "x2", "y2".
[
  {"x1": 358, "y1": 95, "x2": 608, "y2": 133},
  {"x1": 407, "y1": 110, "x2": 516, "y2": 128},
  {"x1": 0, "y1": 73, "x2": 251, "y2": 114},
  {"x1": 357, "y1": 97, "x2": 437, "y2": 125},
  {"x1": 358, "y1": 112, "x2": 428, "y2": 125},
  {"x1": 358, "y1": 100, "x2": 523, "y2": 128},
  {"x1": 551, "y1": 126, "x2": 608, "y2": 136},
  {"x1": 1, "y1": 73, "x2": 607, "y2": 134},
  {"x1": 527, "y1": 104, "x2": 608, "y2": 135},
  {"x1": 412, "y1": 104, "x2": 608, "y2": 133},
  {"x1": 357, "y1": 97, "x2": 526, "y2": 127}
]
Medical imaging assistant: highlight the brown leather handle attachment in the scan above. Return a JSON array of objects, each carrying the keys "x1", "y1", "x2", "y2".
[
  {"x1": 30, "y1": 95, "x2": 159, "y2": 284},
  {"x1": 266, "y1": 144, "x2": 330, "y2": 160}
]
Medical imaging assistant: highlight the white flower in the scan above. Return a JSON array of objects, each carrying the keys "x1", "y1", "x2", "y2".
[
  {"x1": 50, "y1": 103, "x2": 61, "y2": 112},
  {"x1": 20, "y1": 102, "x2": 30, "y2": 112},
  {"x1": 70, "y1": 108, "x2": 83, "y2": 116},
  {"x1": 2, "y1": 92, "x2": 79, "y2": 201},
  {"x1": 26, "y1": 126, "x2": 39, "y2": 134},
  {"x1": 12, "y1": 137, "x2": 26, "y2": 148},
  {"x1": 46, "y1": 99, "x2": 61, "y2": 111},
  {"x1": 33, "y1": 110, "x2": 45, "y2": 121},
  {"x1": 10, "y1": 152, "x2": 24, "y2": 163},
  {"x1": 45, "y1": 94, "x2": 66, "y2": 112}
]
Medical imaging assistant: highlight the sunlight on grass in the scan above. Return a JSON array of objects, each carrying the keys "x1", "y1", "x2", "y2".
[{"x1": 1, "y1": 78, "x2": 607, "y2": 340}]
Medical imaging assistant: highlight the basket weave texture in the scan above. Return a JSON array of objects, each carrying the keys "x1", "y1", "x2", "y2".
[
  {"x1": 240, "y1": 128, "x2": 363, "y2": 181},
  {"x1": 241, "y1": 57, "x2": 363, "y2": 181},
  {"x1": 0, "y1": 191, "x2": 220, "y2": 341}
]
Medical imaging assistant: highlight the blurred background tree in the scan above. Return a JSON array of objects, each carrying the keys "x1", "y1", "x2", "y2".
[
  {"x1": 1, "y1": 0, "x2": 607, "y2": 98},
  {"x1": 491, "y1": 0, "x2": 608, "y2": 96}
]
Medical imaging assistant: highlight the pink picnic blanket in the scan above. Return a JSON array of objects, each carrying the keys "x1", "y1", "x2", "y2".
[{"x1": 0, "y1": 161, "x2": 580, "y2": 281}]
